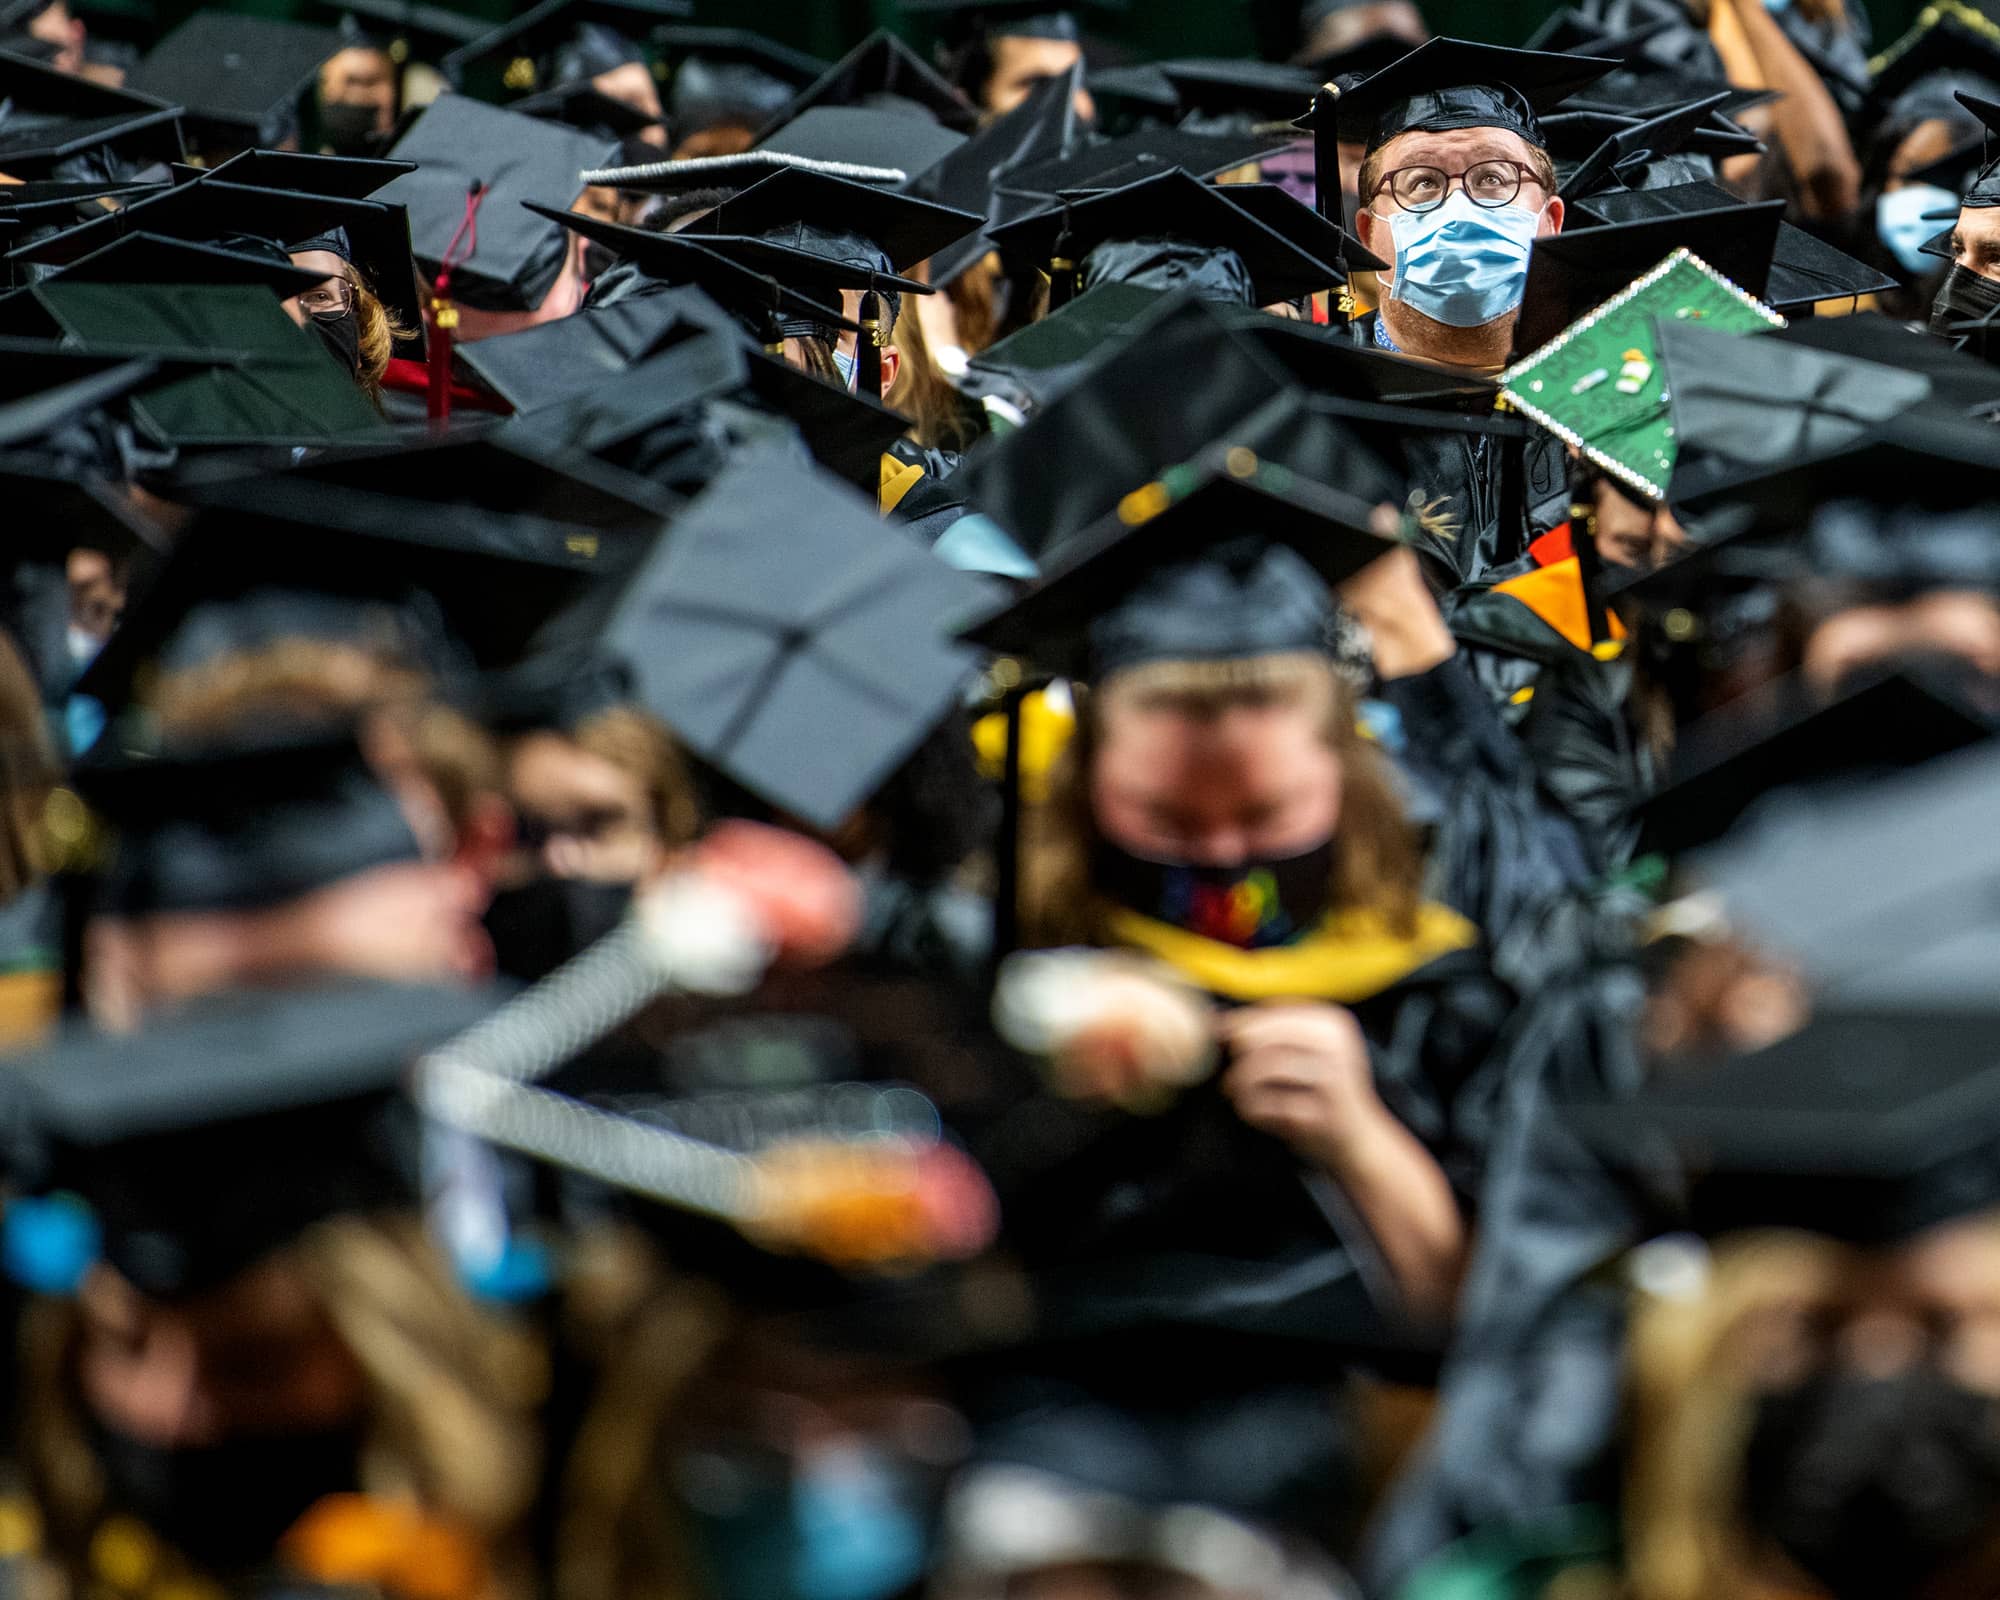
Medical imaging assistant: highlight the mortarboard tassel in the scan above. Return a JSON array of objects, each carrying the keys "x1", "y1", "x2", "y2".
[
  {"x1": 1311, "y1": 83, "x2": 1359, "y2": 334},
  {"x1": 1568, "y1": 463, "x2": 1613, "y2": 651},
  {"x1": 427, "y1": 179, "x2": 488, "y2": 427},
  {"x1": 1048, "y1": 196, "x2": 1079, "y2": 311},
  {"x1": 857, "y1": 279, "x2": 887, "y2": 399}
]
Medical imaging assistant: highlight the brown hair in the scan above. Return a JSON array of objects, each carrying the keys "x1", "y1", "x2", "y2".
[
  {"x1": 1356, "y1": 138, "x2": 1558, "y2": 215},
  {"x1": 567, "y1": 705, "x2": 701, "y2": 850},
  {"x1": 343, "y1": 261, "x2": 414, "y2": 411},
  {"x1": 0, "y1": 631, "x2": 59, "y2": 903},
  {"x1": 1019, "y1": 651, "x2": 1423, "y2": 948},
  {"x1": 883, "y1": 302, "x2": 979, "y2": 454}
]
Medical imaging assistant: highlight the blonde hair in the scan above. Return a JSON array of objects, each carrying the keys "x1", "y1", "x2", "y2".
[
  {"x1": 884, "y1": 302, "x2": 978, "y2": 454},
  {"x1": 566, "y1": 705, "x2": 701, "y2": 850},
  {"x1": 0, "y1": 631, "x2": 58, "y2": 902},
  {"x1": 344, "y1": 261, "x2": 414, "y2": 410},
  {"x1": 1020, "y1": 650, "x2": 1422, "y2": 948},
  {"x1": 1622, "y1": 1230, "x2": 1849, "y2": 1600},
  {"x1": 21, "y1": 1216, "x2": 544, "y2": 1586},
  {"x1": 148, "y1": 639, "x2": 502, "y2": 844}
]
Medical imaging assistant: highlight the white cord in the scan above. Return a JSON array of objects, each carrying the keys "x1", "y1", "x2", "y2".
[{"x1": 582, "y1": 151, "x2": 908, "y2": 187}]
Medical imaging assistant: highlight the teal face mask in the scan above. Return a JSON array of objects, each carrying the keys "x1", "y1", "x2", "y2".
[
  {"x1": 1878, "y1": 184, "x2": 1957, "y2": 275},
  {"x1": 1387, "y1": 191, "x2": 1544, "y2": 329}
]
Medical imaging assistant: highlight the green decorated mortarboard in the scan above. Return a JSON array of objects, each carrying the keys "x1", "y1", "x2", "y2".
[{"x1": 1499, "y1": 246, "x2": 1783, "y2": 502}]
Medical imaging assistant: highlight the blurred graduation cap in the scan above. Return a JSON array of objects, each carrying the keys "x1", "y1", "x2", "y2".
[
  {"x1": 511, "y1": 79, "x2": 664, "y2": 141},
  {"x1": 963, "y1": 290, "x2": 1405, "y2": 560},
  {"x1": 79, "y1": 720, "x2": 427, "y2": 916},
  {"x1": 4, "y1": 974, "x2": 501, "y2": 1298},
  {"x1": 0, "y1": 446, "x2": 167, "y2": 559},
  {"x1": 1772, "y1": 310, "x2": 2000, "y2": 417},
  {"x1": 1149, "y1": 57, "x2": 1323, "y2": 126},
  {"x1": 439, "y1": 0, "x2": 690, "y2": 98},
  {"x1": 1679, "y1": 735, "x2": 2000, "y2": 1010},
  {"x1": 1572, "y1": 180, "x2": 1895, "y2": 313},
  {"x1": 1558, "y1": 1001, "x2": 2000, "y2": 1244},
  {"x1": 77, "y1": 466, "x2": 647, "y2": 711},
  {"x1": 303, "y1": 0, "x2": 489, "y2": 70},
  {"x1": 1508, "y1": 205, "x2": 1782, "y2": 361},
  {"x1": 127, "y1": 13, "x2": 344, "y2": 153},
  {"x1": 0, "y1": 282, "x2": 385, "y2": 449},
  {"x1": 966, "y1": 454, "x2": 1396, "y2": 682},
  {"x1": 9, "y1": 177, "x2": 424, "y2": 341},
  {"x1": 1633, "y1": 664, "x2": 1997, "y2": 858},
  {"x1": 757, "y1": 28, "x2": 978, "y2": 139},
  {"x1": 188, "y1": 147, "x2": 416, "y2": 199},
  {"x1": 602, "y1": 445, "x2": 995, "y2": 829},
  {"x1": 1657, "y1": 316, "x2": 2000, "y2": 512},
  {"x1": 899, "y1": 0, "x2": 1124, "y2": 45},
  {"x1": 1866, "y1": 8, "x2": 2000, "y2": 119},
  {"x1": 377, "y1": 96, "x2": 615, "y2": 313},
  {"x1": 988, "y1": 166, "x2": 1352, "y2": 306},
  {"x1": 0, "y1": 49, "x2": 185, "y2": 176},
  {"x1": 1906, "y1": 133, "x2": 1990, "y2": 203},
  {"x1": 758, "y1": 103, "x2": 970, "y2": 182},
  {"x1": 1548, "y1": 91, "x2": 1762, "y2": 199},
  {"x1": 653, "y1": 24, "x2": 829, "y2": 138}
]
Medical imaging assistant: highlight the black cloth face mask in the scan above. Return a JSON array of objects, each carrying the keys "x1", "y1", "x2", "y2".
[
  {"x1": 311, "y1": 310, "x2": 362, "y2": 377},
  {"x1": 1931, "y1": 264, "x2": 2000, "y2": 357},
  {"x1": 1092, "y1": 837, "x2": 1336, "y2": 948},
  {"x1": 1741, "y1": 1367, "x2": 2000, "y2": 1600},
  {"x1": 91, "y1": 1418, "x2": 362, "y2": 1577},
  {"x1": 319, "y1": 100, "x2": 383, "y2": 157}
]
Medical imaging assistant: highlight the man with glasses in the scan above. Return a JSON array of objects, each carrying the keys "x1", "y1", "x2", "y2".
[
  {"x1": 1335, "y1": 40, "x2": 1614, "y2": 373},
  {"x1": 1301, "y1": 41, "x2": 1616, "y2": 585}
]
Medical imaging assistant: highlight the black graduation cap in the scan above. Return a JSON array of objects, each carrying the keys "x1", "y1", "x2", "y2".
[
  {"x1": 4, "y1": 976, "x2": 502, "y2": 1298},
  {"x1": 603, "y1": 445, "x2": 995, "y2": 829},
  {"x1": 9, "y1": 177, "x2": 425, "y2": 339},
  {"x1": 963, "y1": 289, "x2": 1404, "y2": 562},
  {"x1": 1548, "y1": 91, "x2": 1762, "y2": 200},
  {"x1": 1954, "y1": 87, "x2": 2000, "y2": 208},
  {"x1": 190, "y1": 147, "x2": 416, "y2": 199},
  {"x1": 1150, "y1": 57, "x2": 1324, "y2": 125},
  {"x1": 376, "y1": 95, "x2": 615, "y2": 313},
  {"x1": 439, "y1": 0, "x2": 690, "y2": 97},
  {"x1": 509, "y1": 80, "x2": 663, "y2": 141},
  {"x1": 1006, "y1": 126, "x2": 1297, "y2": 196},
  {"x1": 899, "y1": 0, "x2": 1124, "y2": 44},
  {"x1": 1507, "y1": 203, "x2": 1783, "y2": 360},
  {"x1": 0, "y1": 341, "x2": 223, "y2": 464},
  {"x1": 1772, "y1": 310, "x2": 2000, "y2": 417},
  {"x1": 303, "y1": 0, "x2": 490, "y2": 68},
  {"x1": 756, "y1": 29, "x2": 978, "y2": 139},
  {"x1": 1571, "y1": 180, "x2": 1895, "y2": 313},
  {"x1": 0, "y1": 49, "x2": 186, "y2": 176},
  {"x1": 524, "y1": 203, "x2": 861, "y2": 339},
  {"x1": 0, "y1": 446, "x2": 167, "y2": 560},
  {"x1": 988, "y1": 167, "x2": 1350, "y2": 305},
  {"x1": 0, "y1": 281, "x2": 385, "y2": 449},
  {"x1": 1303, "y1": 37, "x2": 1618, "y2": 152},
  {"x1": 0, "y1": 178, "x2": 166, "y2": 224},
  {"x1": 77, "y1": 466, "x2": 648, "y2": 711},
  {"x1": 757, "y1": 104, "x2": 970, "y2": 183},
  {"x1": 1558, "y1": 1002, "x2": 2000, "y2": 1244},
  {"x1": 1210, "y1": 180, "x2": 1385, "y2": 271},
  {"x1": 1656, "y1": 316, "x2": 2000, "y2": 512},
  {"x1": 41, "y1": 231, "x2": 326, "y2": 297},
  {"x1": 78, "y1": 720, "x2": 427, "y2": 916},
  {"x1": 126, "y1": 13, "x2": 344, "y2": 153},
  {"x1": 673, "y1": 165, "x2": 986, "y2": 276},
  {"x1": 1634, "y1": 665, "x2": 1997, "y2": 858},
  {"x1": 1867, "y1": 10, "x2": 2000, "y2": 117},
  {"x1": 1678, "y1": 736, "x2": 2000, "y2": 1010},
  {"x1": 653, "y1": 24, "x2": 829, "y2": 136},
  {"x1": 967, "y1": 455, "x2": 1395, "y2": 681},
  {"x1": 958, "y1": 278, "x2": 1169, "y2": 411}
]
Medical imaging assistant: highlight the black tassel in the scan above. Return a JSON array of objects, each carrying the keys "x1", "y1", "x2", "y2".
[
  {"x1": 857, "y1": 282, "x2": 885, "y2": 398},
  {"x1": 1048, "y1": 199, "x2": 1079, "y2": 311}
]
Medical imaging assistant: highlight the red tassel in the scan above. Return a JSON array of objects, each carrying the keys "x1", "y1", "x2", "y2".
[{"x1": 428, "y1": 181, "x2": 488, "y2": 430}]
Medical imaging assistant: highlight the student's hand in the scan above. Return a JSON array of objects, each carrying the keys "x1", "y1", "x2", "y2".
[
  {"x1": 1218, "y1": 1001, "x2": 1391, "y2": 1168},
  {"x1": 687, "y1": 820, "x2": 862, "y2": 968},
  {"x1": 1336, "y1": 544, "x2": 1456, "y2": 681}
]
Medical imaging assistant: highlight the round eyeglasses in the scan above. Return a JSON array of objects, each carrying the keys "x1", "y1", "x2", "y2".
[
  {"x1": 296, "y1": 279, "x2": 354, "y2": 319},
  {"x1": 1372, "y1": 160, "x2": 1544, "y2": 215}
]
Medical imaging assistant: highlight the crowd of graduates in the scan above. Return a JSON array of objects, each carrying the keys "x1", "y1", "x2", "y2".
[{"x1": 0, "y1": 0, "x2": 1994, "y2": 1596}]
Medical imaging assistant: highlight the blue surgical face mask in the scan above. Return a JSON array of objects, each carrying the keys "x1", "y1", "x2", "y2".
[
  {"x1": 831, "y1": 346, "x2": 857, "y2": 390},
  {"x1": 1387, "y1": 190, "x2": 1544, "y2": 329},
  {"x1": 1878, "y1": 183, "x2": 1957, "y2": 275}
]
